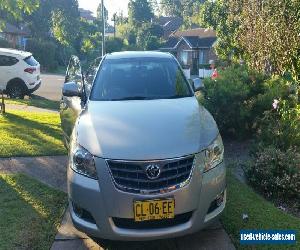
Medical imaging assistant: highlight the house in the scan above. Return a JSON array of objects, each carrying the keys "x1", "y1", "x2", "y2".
[
  {"x1": 160, "y1": 28, "x2": 217, "y2": 76},
  {"x1": 0, "y1": 22, "x2": 30, "y2": 49},
  {"x1": 156, "y1": 16, "x2": 183, "y2": 39},
  {"x1": 105, "y1": 24, "x2": 115, "y2": 37},
  {"x1": 79, "y1": 8, "x2": 96, "y2": 23}
]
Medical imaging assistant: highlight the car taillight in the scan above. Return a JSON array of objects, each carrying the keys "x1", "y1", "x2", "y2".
[{"x1": 24, "y1": 68, "x2": 36, "y2": 74}]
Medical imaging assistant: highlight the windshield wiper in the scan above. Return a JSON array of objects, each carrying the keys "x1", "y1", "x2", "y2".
[
  {"x1": 159, "y1": 95, "x2": 192, "y2": 99},
  {"x1": 110, "y1": 96, "x2": 150, "y2": 101}
]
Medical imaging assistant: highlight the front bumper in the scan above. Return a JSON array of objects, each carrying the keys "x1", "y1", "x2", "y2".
[{"x1": 68, "y1": 157, "x2": 226, "y2": 241}]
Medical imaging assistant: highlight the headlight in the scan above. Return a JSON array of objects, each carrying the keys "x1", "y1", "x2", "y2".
[
  {"x1": 204, "y1": 134, "x2": 224, "y2": 172},
  {"x1": 71, "y1": 145, "x2": 98, "y2": 179}
]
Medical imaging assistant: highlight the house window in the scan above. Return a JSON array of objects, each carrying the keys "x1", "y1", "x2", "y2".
[
  {"x1": 180, "y1": 51, "x2": 188, "y2": 65},
  {"x1": 199, "y1": 49, "x2": 208, "y2": 64}
]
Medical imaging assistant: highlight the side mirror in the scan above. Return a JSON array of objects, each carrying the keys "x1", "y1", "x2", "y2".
[
  {"x1": 62, "y1": 82, "x2": 81, "y2": 97},
  {"x1": 191, "y1": 78, "x2": 204, "y2": 92}
]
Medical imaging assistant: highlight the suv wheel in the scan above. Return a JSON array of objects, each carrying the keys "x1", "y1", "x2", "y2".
[{"x1": 7, "y1": 82, "x2": 25, "y2": 99}]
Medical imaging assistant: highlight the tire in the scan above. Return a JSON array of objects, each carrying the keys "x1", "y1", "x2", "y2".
[{"x1": 7, "y1": 81, "x2": 26, "y2": 99}]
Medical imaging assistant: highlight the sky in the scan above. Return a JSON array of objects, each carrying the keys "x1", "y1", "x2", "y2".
[{"x1": 78, "y1": 0, "x2": 129, "y2": 22}]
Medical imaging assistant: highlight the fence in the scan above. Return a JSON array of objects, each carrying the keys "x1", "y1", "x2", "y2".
[{"x1": 0, "y1": 90, "x2": 5, "y2": 114}]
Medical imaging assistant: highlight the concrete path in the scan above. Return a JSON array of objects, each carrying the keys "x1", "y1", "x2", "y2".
[
  {"x1": 6, "y1": 103, "x2": 58, "y2": 113},
  {"x1": 0, "y1": 156, "x2": 67, "y2": 192},
  {"x1": 224, "y1": 140, "x2": 251, "y2": 184}
]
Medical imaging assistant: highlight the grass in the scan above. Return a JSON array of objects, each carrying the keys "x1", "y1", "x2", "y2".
[
  {"x1": 0, "y1": 110, "x2": 66, "y2": 157},
  {"x1": 4, "y1": 96, "x2": 60, "y2": 111},
  {"x1": 221, "y1": 169, "x2": 300, "y2": 249},
  {"x1": 0, "y1": 174, "x2": 67, "y2": 250}
]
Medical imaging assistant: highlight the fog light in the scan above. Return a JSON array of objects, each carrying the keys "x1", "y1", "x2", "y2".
[
  {"x1": 72, "y1": 202, "x2": 83, "y2": 218},
  {"x1": 72, "y1": 201, "x2": 96, "y2": 224},
  {"x1": 215, "y1": 192, "x2": 224, "y2": 207},
  {"x1": 207, "y1": 191, "x2": 225, "y2": 214}
]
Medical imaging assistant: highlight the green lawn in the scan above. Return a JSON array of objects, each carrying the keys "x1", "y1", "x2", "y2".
[
  {"x1": 0, "y1": 110, "x2": 66, "y2": 157},
  {"x1": 0, "y1": 174, "x2": 67, "y2": 250},
  {"x1": 221, "y1": 170, "x2": 300, "y2": 249},
  {"x1": 5, "y1": 97, "x2": 60, "y2": 111}
]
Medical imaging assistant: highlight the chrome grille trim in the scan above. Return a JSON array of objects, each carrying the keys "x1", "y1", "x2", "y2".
[{"x1": 105, "y1": 155, "x2": 195, "y2": 194}]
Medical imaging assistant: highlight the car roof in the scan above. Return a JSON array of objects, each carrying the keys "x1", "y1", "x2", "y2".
[
  {"x1": 0, "y1": 48, "x2": 31, "y2": 58},
  {"x1": 106, "y1": 51, "x2": 173, "y2": 60}
]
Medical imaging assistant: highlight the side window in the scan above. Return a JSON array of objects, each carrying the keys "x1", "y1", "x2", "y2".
[
  {"x1": 84, "y1": 57, "x2": 101, "y2": 86},
  {"x1": 0, "y1": 55, "x2": 18, "y2": 66},
  {"x1": 65, "y1": 55, "x2": 82, "y2": 88}
]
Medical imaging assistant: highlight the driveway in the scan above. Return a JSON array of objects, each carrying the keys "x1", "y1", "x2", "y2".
[{"x1": 35, "y1": 73, "x2": 65, "y2": 101}]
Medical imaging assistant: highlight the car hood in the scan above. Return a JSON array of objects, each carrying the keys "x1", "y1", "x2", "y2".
[{"x1": 76, "y1": 97, "x2": 219, "y2": 160}]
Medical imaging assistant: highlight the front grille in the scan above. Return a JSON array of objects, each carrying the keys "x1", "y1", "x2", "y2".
[
  {"x1": 106, "y1": 155, "x2": 195, "y2": 194},
  {"x1": 112, "y1": 212, "x2": 193, "y2": 229}
]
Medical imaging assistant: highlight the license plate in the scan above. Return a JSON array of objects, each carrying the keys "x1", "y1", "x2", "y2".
[{"x1": 134, "y1": 199, "x2": 175, "y2": 222}]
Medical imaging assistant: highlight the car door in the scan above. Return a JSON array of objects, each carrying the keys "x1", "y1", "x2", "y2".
[
  {"x1": 60, "y1": 55, "x2": 83, "y2": 148},
  {"x1": 0, "y1": 55, "x2": 18, "y2": 91}
]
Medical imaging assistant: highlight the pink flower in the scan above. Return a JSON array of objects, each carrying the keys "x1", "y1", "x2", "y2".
[{"x1": 272, "y1": 99, "x2": 279, "y2": 110}]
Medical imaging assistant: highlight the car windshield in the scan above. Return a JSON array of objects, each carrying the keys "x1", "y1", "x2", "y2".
[{"x1": 90, "y1": 57, "x2": 193, "y2": 101}]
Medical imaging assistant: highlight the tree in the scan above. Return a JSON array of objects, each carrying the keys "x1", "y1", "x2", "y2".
[
  {"x1": 198, "y1": 0, "x2": 300, "y2": 80},
  {"x1": 114, "y1": 11, "x2": 128, "y2": 25},
  {"x1": 160, "y1": 0, "x2": 181, "y2": 16},
  {"x1": 160, "y1": 0, "x2": 205, "y2": 17},
  {"x1": 136, "y1": 23, "x2": 162, "y2": 50},
  {"x1": 237, "y1": 0, "x2": 300, "y2": 79},
  {"x1": 116, "y1": 22, "x2": 137, "y2": 46},
  {"x1": 96, "y1": 2, "x2": 108, "y2": 27},
  {"x1": 199, "y1": 0, "x2": 240, "y2": 60},
  {"x1": 128, "y1": 0, "x2": 154, "y2": 25},
  {"x1": 24, "y1": 0, "x2": 53, "y2": 38},
  {"x1": 183, "y1": 0, "x2": 206, "y2": 28},
  {"x1": 51, "y1": 0, "x2": 80, "y2": 47},
  {"x1": 79, "y1": 18, "x2": 98, "y2": 52},
  {"x1": 0, "y1": 0, "x2": 39, "y2": 21},
  {"x1": 149, "y1": 0, "x2": 160, "y2": 16}
]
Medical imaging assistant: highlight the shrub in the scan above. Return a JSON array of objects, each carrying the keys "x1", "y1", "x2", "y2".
[
  {"x1": 245, "y1": 76, "x2": 293, "y2": 125},
  {"x1": 256, "y1": 99, "x2": 300, "y2": 150},
  {"x1": 201, "y1": 65, "x2": 299, "y2": 139},
  {"x1": 106, "y1": 37, "x2": 124, "y2": 53},
  {"x1": 246, "y1": 146, "x2": 300, "y2": 200},
  {"x1": 202, "y1": 65, "x2": 264, "y2": 138},
  {"x1": 26, "y1": 39, "x2": 58, "y2": 71}
]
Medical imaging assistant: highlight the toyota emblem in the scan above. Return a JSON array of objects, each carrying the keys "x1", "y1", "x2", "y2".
[{"x1": 145, "y1": 164, "x2": 161, "y2": 180}]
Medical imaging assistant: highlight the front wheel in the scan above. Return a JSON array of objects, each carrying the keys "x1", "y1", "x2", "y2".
[{"x1": 7, "y1": 82, "x2": 25, "y2": 99}]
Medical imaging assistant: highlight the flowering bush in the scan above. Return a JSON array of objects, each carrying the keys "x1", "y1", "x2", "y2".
[
  {"x1": 246, "y1": 146, "x2": 300, "y2": 200},
  {"x1": 252, "y1": 78, "x2": 300, "y2": 151},
  {"x1": 247, "y1": 80, "x2": 300, "y2": 202},
  {"x1": 244, "y1": 76, "x2": 292, "y2": 124},
  {"x1": 256, "y1": 100, "x2": 300, "y2": 150},
  {"x1": 202, "y1": 68, "x2": 299, "y2": 142}
]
